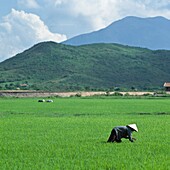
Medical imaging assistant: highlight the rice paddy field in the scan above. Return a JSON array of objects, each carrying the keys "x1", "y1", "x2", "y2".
[{"x1": 0, "y1": 96, "x2": 169, "y2": 170}]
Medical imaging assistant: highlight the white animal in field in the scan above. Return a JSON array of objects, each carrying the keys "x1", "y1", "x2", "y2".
[{"x1": 46, "y1": 100, "x2": 53, "y2": 102}]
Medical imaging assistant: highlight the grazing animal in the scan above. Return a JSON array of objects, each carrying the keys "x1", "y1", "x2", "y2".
[
  {"x1": 46, "y1": 100, "x2": 53, "y2": 102},
  {"x1": 107, "y1": 124, "x2": 138, "y2": 143}
]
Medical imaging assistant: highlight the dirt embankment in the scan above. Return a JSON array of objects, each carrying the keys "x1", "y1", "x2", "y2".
[{"x1": 0, "y1": 90, "x2": 155, "y2": 97}]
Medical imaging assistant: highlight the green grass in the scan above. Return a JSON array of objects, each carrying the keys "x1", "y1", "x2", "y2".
[{"x1": 0, "y1": 97, "x2": 170, "y2": 169}]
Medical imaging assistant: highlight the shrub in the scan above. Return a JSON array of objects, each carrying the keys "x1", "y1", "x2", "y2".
[
  {"x1": 75, "y1": 93, "x2": 82, "y2": 97},
  {"x1": 114, "y1": 92, "x2": 123, "y2": 96}
]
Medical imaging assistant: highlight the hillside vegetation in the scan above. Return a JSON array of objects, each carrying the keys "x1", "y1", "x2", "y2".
[{"x1": 0, "y1": 41, "x2": 170, "y2": 91}]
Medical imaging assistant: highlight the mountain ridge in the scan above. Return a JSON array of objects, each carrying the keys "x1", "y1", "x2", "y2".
[{"x1": 63, "y1": 16, "x2": 170, "y2": 50}]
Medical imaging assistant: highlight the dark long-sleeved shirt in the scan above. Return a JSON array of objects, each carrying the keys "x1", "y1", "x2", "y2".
[{"x1": 114, "y1": 126, "x2": 134, "y2": 142}]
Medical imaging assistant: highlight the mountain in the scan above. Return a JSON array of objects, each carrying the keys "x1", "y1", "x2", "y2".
[
  {"x1": 0, "y1": 41, "x2": 170, "y2": 91},
  {"x1": 63, "y1": 16, "x2": 170, "y2": 50}
]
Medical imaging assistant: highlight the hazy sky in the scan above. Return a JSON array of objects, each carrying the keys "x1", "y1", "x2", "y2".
[{"x1": 0, "y1": 0, "x2": 170, "y2": 61}]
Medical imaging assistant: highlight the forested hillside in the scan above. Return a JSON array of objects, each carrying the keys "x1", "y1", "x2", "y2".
[{"x1": 0, "y1": 41, "x2": 169, "y2": 91}]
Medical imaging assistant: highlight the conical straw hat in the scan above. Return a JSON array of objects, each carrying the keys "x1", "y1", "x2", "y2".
[{"x1": 127, "y1": 124, "x2": 138, "y2": 132}]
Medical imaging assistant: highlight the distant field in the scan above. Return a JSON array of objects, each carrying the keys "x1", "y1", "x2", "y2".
[{"x1": 0, "y1": 97, "x2": 169, "y2": 169}]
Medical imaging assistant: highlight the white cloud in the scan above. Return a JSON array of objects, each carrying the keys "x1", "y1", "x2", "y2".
[
  {"x1": 43, "y1": 0, "x2": 170, "y2": 32},
  {"x1": 71, "y1": 0, "x2": 170, "y2": 29},
  {"x1": 0, "y1": 9, "x2": 67, "y2": 61},
  {"x1": 17, "y1": 0, "x2": 40, "y2": 9}
]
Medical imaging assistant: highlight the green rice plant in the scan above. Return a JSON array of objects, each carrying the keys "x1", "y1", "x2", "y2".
[{"x1": 0, "y1": 97, "x2": 169, "y2": 169}]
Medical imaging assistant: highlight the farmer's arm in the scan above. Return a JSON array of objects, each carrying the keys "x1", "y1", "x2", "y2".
[{"x1": 127, "y1": 130, "x2": 134, "y2": 142}]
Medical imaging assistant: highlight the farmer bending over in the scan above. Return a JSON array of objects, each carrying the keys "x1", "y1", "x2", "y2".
[{"x1": 107, "y1": 124, "x2": 138, "y2": 143}]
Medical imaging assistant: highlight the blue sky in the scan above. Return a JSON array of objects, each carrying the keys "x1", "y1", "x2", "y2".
[{"x1": 0, "y1": 0, "x2": 170, "y2": 61}]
